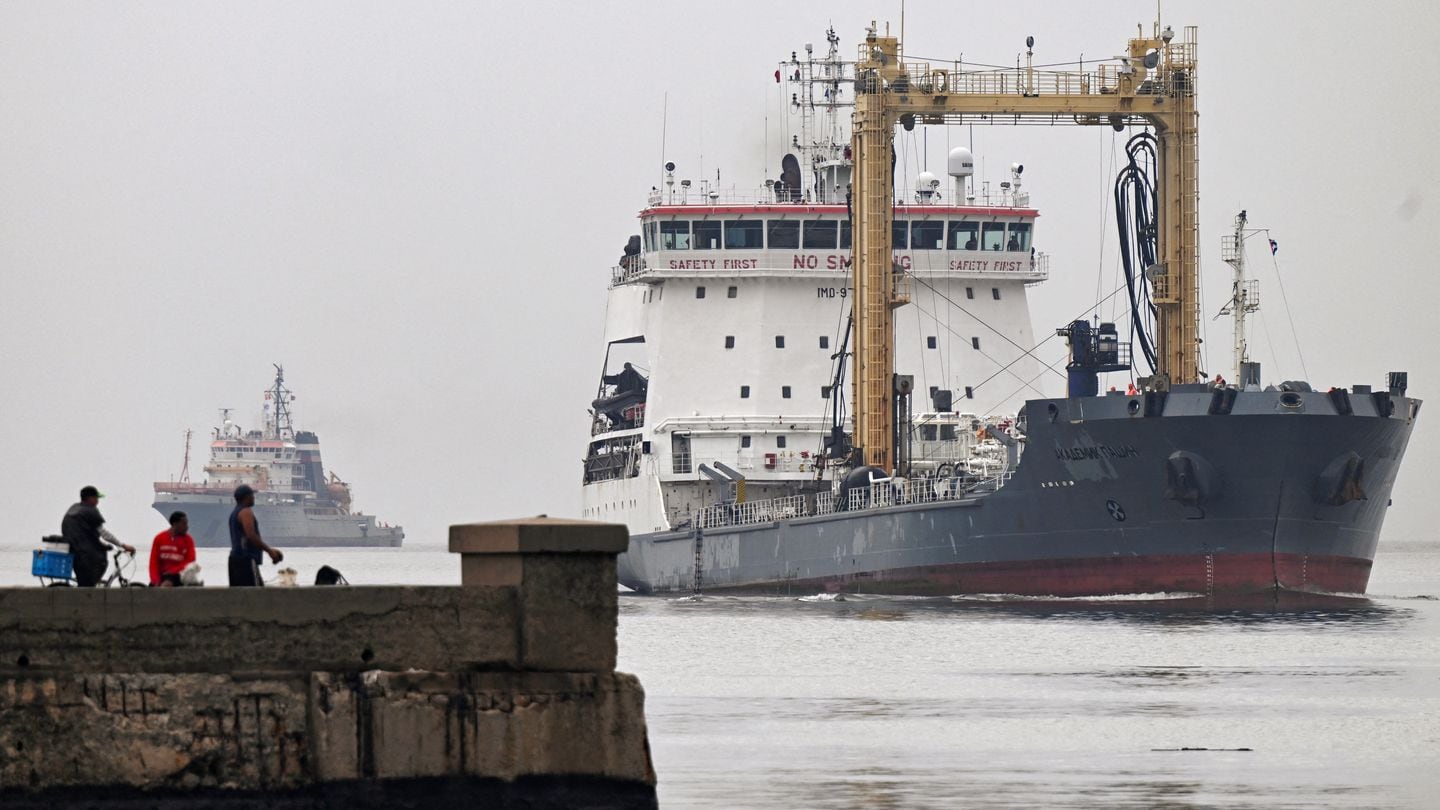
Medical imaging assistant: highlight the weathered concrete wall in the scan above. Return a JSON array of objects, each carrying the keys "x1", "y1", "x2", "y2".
[{"x1": 0, "y1": 518, "x2": 654, "y2": 809}]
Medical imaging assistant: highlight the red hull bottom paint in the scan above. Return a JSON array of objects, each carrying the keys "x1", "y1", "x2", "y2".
[{"x1": 708, "y1": 553, "x2": 1373, "y2": 598}]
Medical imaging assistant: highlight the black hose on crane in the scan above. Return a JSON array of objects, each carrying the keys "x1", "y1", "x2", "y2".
[{"x1": 1113, "y1": 131, "x2": 1160, "y2": 374}]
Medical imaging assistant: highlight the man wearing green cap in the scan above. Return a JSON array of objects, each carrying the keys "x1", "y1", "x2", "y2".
[{"x1": 61, "y1": 485, "x2": 134, "y2": 587}]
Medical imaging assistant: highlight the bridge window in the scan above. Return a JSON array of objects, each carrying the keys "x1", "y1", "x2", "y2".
[
  {"x1": 724, "y1": 335, "x2": 735, "y2": 349},
  {"x1": 740, "y1": 385, "x2": 751, "y2": 398},
  {"x1": 892, "y1": 220, "x2": 909, "y2": 249},
  {"x1": 741, "y1": 435, "x2": 752, "y2": 448},
  {"x1": 659, "y1": 221, "x2": 690, "y2": 250},
  {"x1": 965, "y1": 386, "x2": 974, "y2": 399},
  {"x1": 822, "y1": 385, "x2": 832, "y2": 399},
  {"x1": 1007, "y1": 222, "x2": 1032, "y2": 251},
  {"x1": 911, "y1": 220, "x2": 944, "y2": 250},
  {"x1": 693, "y1": 220, "x2": 721, "y2": 250},
  {"x1": 776, "y1": 435, "x2": 788, "y2": 448},
  {"x1": 803, "y1": 219, "x2": 838, "y2": 249},
  {"x1": 982, "y1": 222, "x2": 1005, "y2": 251},
  {"x1": 724, "y1": 220, "x2": 763, "y2": 249},
  {"x1": 949, "y1": 221, "x2": 979, "y2": 250},
  {"x1": 966, "y1": 286, "x2": 974, "y2": 299},
  {"x1": 727, "y1": 286, "x2": 738, "y2": 298},
  {"x1": 992, "y1": 287, "x2": 1001, "y2": 300},
  {"x1": 775, "y1": 336, "x2": 785, "y2": 348},
  {"x1": 819, "y1": 335, "x2": 830, "y2": 349},
  {"x1": 767, "y1": 220, "x2": 800, "y2": 249},
  {"x1": 696, "y1": 286, "x2": 706, "y2": 299},
  {"x1": 782, "y1": 386, "x2": 792, "y2": 399},
  {"x1": 972, "y1": 337, "x2": 981, "y2": 350},
  {"x1": 840, "y1": 221, "x2": 852, "y2": 249},
  {"x1": 927, "y1": 336, "x2": 937, "y2": 349}
]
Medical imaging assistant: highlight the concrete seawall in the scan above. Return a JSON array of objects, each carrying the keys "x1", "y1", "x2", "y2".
[{"x1": 0, "y1": 518, "x2": 656, "y2": 808}]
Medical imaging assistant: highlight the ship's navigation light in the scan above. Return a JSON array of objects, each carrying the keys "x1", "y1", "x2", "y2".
[
  {"x1": 1026, "y1": 35, "x2": 1035, "y2": 50},
  {"x1": 664, "y1": 161, "x2": 675, "y2": 172},
  {"x1": 1011, "y1": 163, "x2": 1024, "y2": 175},
  {"x1": 1161, "y1": 25, "x2": 1174, "y2": 43}
]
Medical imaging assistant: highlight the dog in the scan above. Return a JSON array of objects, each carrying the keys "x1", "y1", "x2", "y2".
[
  {"x1": 179, "y1": 562, "x2": 204, "y2": 587},
  {"x1": 274, "y1": 567, "x2": 299, "y2": 587}
]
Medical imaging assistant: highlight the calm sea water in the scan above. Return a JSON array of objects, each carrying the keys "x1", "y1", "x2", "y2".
[{"x1": 3, "y1": 540, "x2": 1436, "y2": 809}]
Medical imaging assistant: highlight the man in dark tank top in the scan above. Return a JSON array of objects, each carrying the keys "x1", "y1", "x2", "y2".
[{"x1": 228, "y1": 484, "x2": 284, "y2": 587}]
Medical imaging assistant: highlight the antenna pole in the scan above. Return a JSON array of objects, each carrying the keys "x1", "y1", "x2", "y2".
[
  {"x1": 1220, "y1": 210, "x2": 1259, "y2": 381},
  {"x1": 179, "y1": 429, "x2": 192, "y2": 483},
  {"x1": 659, "y1": 92, "x2": 668, "y2": 188}
]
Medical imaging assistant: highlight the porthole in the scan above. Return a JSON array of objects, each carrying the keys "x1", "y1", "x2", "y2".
[
  {"x1": 1127, "y1": 399, "x2": 1141, "y2": 416},
  {"x1": 1280, "y1": 392, "x2": 1303, "y2": 408}
]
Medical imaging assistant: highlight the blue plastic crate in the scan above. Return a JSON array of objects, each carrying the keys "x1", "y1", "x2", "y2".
[{"x1": 32, "y1": 548, "x2": 74, "y2": 579}]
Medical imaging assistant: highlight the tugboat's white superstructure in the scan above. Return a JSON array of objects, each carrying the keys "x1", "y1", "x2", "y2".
[{"x1": 153, "y1": 366, "x2": 403, "y2": 548}]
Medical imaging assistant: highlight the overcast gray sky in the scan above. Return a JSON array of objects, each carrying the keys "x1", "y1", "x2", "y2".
[{"x1": 2, "y1": 1, "x2": 1436, "y2": 551}]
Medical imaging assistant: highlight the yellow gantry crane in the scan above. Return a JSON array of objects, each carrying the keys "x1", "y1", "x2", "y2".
[{"x1": 850, "y1": 20, "x2": 1200, "y2": 471}]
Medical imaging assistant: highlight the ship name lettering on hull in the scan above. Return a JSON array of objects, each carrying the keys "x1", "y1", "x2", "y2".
[{"x1": 1055, "y1": 444, "x2": 1139, "y2": 461}]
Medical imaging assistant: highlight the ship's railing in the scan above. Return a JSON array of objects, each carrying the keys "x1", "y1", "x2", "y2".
[
  {"x1": 612, "y1": 258, "x2": 649, "y2": 285},
  {"x1": 1026, "y1": 252, "x2": 1050, "y2": 285},
  {"x1": 697, "y1": 495, "x2": 808, "y2": 529},
  {"x1": 694, "y1": 469, "x2": 1015, "y2": 529},
  {"x1": 644, "y1": 185, "x2": 1037, "y2": 209},
  {"x1": 887, "y1": 57, "x2": 1195, "y2": 105}
]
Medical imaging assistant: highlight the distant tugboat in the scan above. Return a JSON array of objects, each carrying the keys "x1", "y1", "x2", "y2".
[
  {"x1": 153, "y1": 366, "x2": 403, "y2": 548},
  {"x1": 583, "y1": 21, "x2": 1419, "y2": 597}
]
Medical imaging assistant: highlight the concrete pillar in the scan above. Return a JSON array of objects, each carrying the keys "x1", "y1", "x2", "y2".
[{"x1": 449, "y1": 517, "x2": 628, "y2": 672}]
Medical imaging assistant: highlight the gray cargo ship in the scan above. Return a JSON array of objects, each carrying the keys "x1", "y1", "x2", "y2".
[
  {"x1": 582, "y1": 22, "x2": 1419, "y2": 597},
  {"x1": 153, "y1": 366, "x2": 403, "y2": 548}
]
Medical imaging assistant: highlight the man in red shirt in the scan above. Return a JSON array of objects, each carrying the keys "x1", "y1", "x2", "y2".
[{"x1": 150, "y1": 511, "x2": 197, "y2": 587}]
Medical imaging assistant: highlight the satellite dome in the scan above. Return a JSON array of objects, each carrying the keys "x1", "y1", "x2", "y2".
[{"x1": 947, "y1": 146, "x2": 975, "y2": 178}]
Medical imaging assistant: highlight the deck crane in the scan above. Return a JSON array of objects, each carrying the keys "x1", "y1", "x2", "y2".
[{"x1": 849, "y1": 20, "x2": 1200, "y2": 471}]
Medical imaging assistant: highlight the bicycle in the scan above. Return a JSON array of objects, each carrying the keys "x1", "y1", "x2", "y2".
[
  {"x1": 98, "y1": 546, "x2": 142, "y2": 588},
  {"x1": 33, "y1": 543, "x2": 144, "y2": 588}
]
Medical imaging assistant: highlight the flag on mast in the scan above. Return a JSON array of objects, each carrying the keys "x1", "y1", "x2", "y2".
[{"x1": 1269, "y1": 238, "x2": 1279, "y2": 255}]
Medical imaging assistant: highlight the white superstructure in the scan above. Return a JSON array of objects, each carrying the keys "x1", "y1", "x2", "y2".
[{"x1": 582, "y1": 31, "x2": 1050, "y2": 535}]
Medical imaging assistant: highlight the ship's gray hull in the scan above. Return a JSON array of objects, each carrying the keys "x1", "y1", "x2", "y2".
[
  {"x1": 152, "y1": 494, "x2": 404, "y2": 548},
  {"x1": 618, "y1": 387, "x2": 1419, "y2": 597}
]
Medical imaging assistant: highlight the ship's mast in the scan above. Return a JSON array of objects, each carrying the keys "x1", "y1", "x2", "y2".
[
  {"x1": 849, "y1": 20, "x2": 1200, "y2": 470},
  {"x1": 178, "y1": 429, "x2": 192, "y2": 483},
  {"x1": 265, "y1": 364, "x2": 295, "y2": 441},
  {"x1": 783, "y1": 28, "x2": 855, "y2": 202},
  {"x1": 1219, "y1": 210, "x2": 1261, "y2": 381}
]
